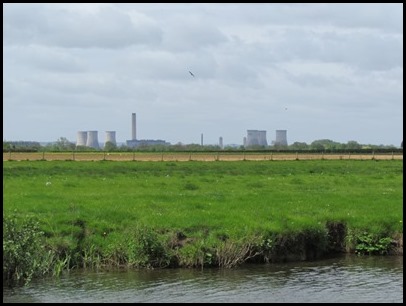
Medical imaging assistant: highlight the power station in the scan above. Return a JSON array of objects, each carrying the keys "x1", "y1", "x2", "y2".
[{"x1": 75, "y1": 112, "x2": 287, "y2": 149}]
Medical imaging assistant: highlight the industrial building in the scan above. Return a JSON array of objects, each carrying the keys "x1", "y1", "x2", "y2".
[{"x1": 126, "y1": 112, "x2": 170, "y2": 148}]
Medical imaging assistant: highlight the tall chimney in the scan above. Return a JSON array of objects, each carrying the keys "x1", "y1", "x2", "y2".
[{"x1": 132, "y1": 113, "x2": 136, "y2": 140}]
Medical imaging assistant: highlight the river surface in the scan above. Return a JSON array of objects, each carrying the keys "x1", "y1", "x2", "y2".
[{"x1": 3, "y1": 255, "x2": 403, "y2": 303}]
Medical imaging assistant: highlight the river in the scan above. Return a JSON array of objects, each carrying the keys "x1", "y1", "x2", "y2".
[{"x1": 3, "y1": 254, "x2": 403, "y2": 303}]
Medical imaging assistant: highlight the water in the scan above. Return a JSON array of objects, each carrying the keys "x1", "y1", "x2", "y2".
[{"x1": 3, "y1": 255, "x2": 403, "y2": 303}]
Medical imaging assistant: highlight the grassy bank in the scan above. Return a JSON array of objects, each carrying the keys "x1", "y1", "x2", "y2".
[{"x1": 3, "y1": 160, "x2": 403, "y2": 285}]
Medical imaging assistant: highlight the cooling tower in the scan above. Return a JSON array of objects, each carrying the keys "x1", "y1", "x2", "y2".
[
  {"x1": 246, "y1": 130, "x2": 259, "y2": 146},
  {"x1": 275, "y1": 130, "x2": 288, "y2": 146},
  {"x1": 132, "y1": 113, "x2": 136, "y2": 140},
  {"x1": 76, "y1": 131, "x2": 87, "y2": 147},
  {"x1": 246, "y1": 130, "x2": 267, "y2": 147},
  {"x1": 86, "y1": 131, "x2": 99, "y2": 149},
  {"x1": 105, "y1": 131, "x2": 116, "y2": 146},
  {"x1": 258, "y1": 130, "x2": 268, "y2": 146}
]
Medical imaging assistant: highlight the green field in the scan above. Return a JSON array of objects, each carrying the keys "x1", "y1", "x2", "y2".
[{"x1": 3, "y1": 159, "x2": 403, "y2": 284}]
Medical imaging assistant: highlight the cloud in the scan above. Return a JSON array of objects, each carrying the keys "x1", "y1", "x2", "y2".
[
  {"x1": 3, "y1": 3, "x2": 403, "y2": 146},
  {"x1": 4, "y1": 3, "x2": 163, "y2": 49}
]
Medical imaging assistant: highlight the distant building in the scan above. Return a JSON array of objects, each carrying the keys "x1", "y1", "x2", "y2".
[{"x1": 126, "y1": 139, "x2": 170, "y2": 148}]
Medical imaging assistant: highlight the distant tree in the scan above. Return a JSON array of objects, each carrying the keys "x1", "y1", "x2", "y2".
[
  {"x1": 49, "y1": 137, "x2": 75, "y2": 151},
  {"x1": 104, "y1": 141, "x2": 117, "y2": 152},
  {"x1": 289, "y1": 142, "x2": 309, "y2": 150},
  {"x1": 310, "y1": 139, "x2": 341, "y2": 150},
  {"x1": 346, "y1": 140, "x2": 362, "y2": 150},
  {"x1": 310, "y1": 140, "x2": 325, "y2": 150},
  {"x1": 3, "y1": 141, "x2": 12, "y2": 151}
]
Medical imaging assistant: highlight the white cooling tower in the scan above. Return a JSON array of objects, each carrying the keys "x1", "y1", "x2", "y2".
[
  {"x1": 275, "y1": 130, "x2": 288, "y2": 146},
  {"x1": 105, "y1": 131, "x2": 116, "y2": 146},
  {"x1": 132, "y1": 113, "x2": 136, "y2": 140},
  {"x1": 76, "y1": 131, "x2": 87, "y2": 147},
  {"x1": 86, "y1": 131, "x2": 99, "y2": 149}
]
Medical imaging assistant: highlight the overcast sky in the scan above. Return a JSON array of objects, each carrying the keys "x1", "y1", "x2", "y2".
[{"x1": 3, "y1": 3, "x2": 403, "y2": 146}]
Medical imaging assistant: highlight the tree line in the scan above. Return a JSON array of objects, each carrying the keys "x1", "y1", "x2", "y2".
[{"x1": 3, "y1": 137, "x2": 402, "y2": 153}]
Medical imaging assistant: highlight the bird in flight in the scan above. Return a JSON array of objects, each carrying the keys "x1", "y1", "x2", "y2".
[{"x1": 189, "y1": 71, "x2": 195, "y2": 77}]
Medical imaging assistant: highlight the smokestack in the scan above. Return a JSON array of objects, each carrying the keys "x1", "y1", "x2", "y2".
[
  {"x1": 132, "y1": 113, "x2": 136, "y2": 140},
  {"x1": 219, "y1": 136, "x2": 223, "y2": 149},
  {"x1": 201, "y1": 133, "x2": 203, "y2": 146},
  {"x1": 86, "y1": 131, "x2": 99, "y2": 149}
]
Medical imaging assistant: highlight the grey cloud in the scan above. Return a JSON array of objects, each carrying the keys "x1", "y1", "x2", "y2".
[
  {"x1": 161, "y1": 18, "x2": 228, "y2": 52},
  {"x1": 4, "y1": 45, "x2": 85, "y2": 73},
  {"x1": 4, "y1": 4, "x2": 163, "y2": 49},
  {"x1": 262, "y1": 26, "x2": 402, "y2": 72}
]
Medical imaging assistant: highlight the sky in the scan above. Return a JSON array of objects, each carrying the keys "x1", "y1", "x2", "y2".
[{"x1": 3, "y1": 3, "x2": 403, "y2": 146}]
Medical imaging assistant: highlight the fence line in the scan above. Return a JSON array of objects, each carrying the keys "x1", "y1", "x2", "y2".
[{"x1": 3, "y1": 152, "x2": 404, "y2": 162}]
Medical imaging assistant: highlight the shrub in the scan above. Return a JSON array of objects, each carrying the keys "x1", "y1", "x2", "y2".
[{"x1": 3, "y1": 214, "x2": 50, "y2": 286}]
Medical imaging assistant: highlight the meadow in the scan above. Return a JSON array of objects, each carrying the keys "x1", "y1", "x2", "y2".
[{"x1": 3, "y1": 159, "x2": 403, "y2": 284}]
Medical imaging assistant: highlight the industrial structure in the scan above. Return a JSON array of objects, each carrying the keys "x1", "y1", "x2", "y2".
[
  {"x1": 274, "y1": 130, "x2": 288, "y2": 146},
  {"x1": 105, "y1": 131, "x2": 116, "y2": 146},
  {"x1": 74, "y1": 112, "x2": 287, "y2": 149},
  {"x1": 245, "y1": 130, "x2": 268, "y2": 147},
  {"x1": 85, "y1": 131, "x2": 99, "y2": 149},
  {"x1": 219, "y1": 137, "x2": 223, "y2": 149},
  {"x1": 126, "y1": 112, "x2": 170, "y2": 148},
  {"x1": 76, "y1": 131, "x2": 87, "y2": 147},
  {"x1": 131, "y1": 113, "x2": 136, "y2": 141}
]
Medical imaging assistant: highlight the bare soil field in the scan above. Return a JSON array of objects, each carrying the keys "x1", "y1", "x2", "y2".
[{"x1": 3, "y1": 151, "x2": 403, "y2": 161}]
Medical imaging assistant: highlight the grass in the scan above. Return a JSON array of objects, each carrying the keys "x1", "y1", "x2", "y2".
[{"x1": 3, "y1": 160, "x2": 403, "y2": 284}]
